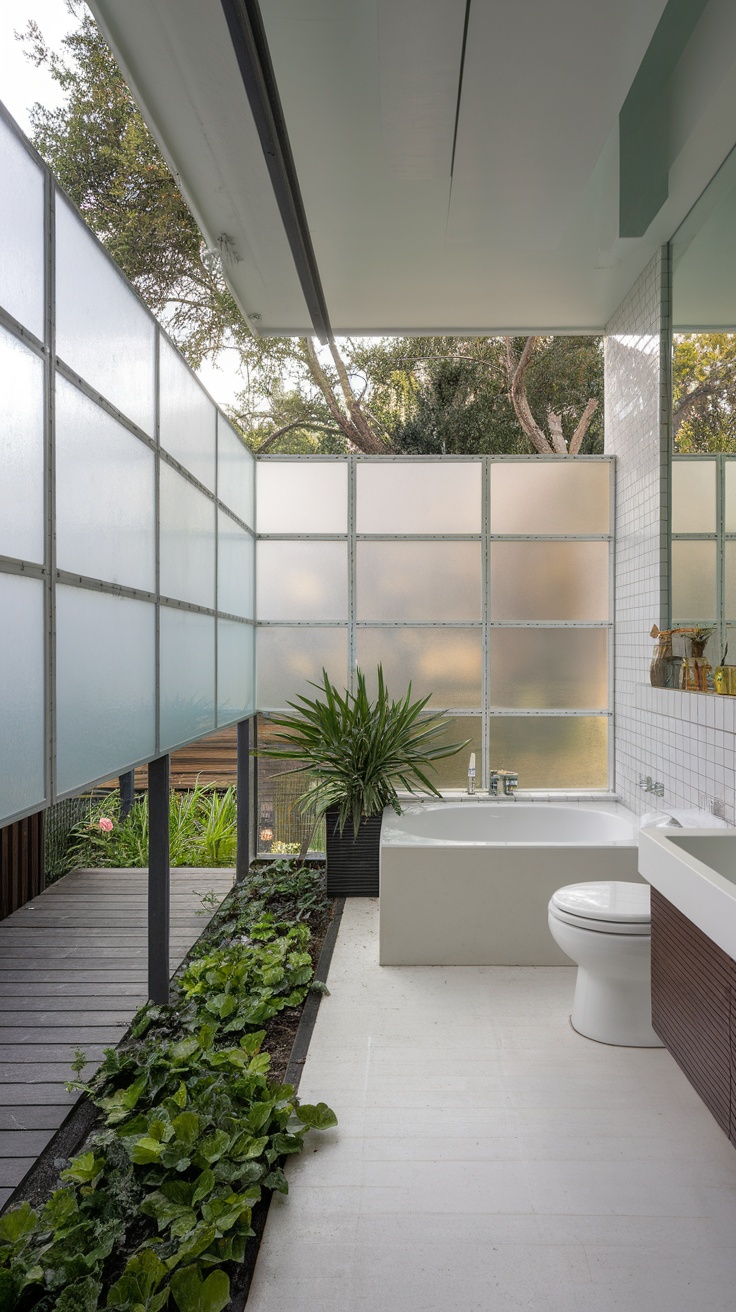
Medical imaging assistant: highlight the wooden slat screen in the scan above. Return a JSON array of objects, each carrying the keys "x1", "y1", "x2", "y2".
[{"x1": 0, "y1": 811, "x2": 45, "y2": 921}]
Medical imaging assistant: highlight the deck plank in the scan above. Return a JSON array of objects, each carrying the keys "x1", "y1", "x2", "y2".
[{"x1": 0, "y1": 867, "x2": 234, "y2": 1211}]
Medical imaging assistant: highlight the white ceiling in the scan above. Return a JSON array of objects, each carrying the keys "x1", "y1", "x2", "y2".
[{"x1": 88, "y1": 0, "x2": 736, "y2": 335}]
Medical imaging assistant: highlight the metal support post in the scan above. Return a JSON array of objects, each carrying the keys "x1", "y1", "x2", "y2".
[
  {"x1": 119, "y1": 770, "x2": 135, "y2": 818},
  {"x1": 236, "y1": 718, "x2": 251, "y2": 882},
  {"x1": 148, "y1": 754, "x2": 170, "y2": 1004}
]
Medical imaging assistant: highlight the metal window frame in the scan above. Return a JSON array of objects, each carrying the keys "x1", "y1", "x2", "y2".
[
  {"x1": 0, "y1": 102, "x2": 257, "y2": 828},
  {"x1": 255, "y1": 453, "x2": 614, "y2": 792}
]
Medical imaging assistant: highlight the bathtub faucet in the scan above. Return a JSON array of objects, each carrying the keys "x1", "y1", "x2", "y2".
[{"x1": 489, "y1": 769, "x2": 518, "y2": 798}]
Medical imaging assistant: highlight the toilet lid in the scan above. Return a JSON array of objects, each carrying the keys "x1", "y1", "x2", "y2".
[{"x1": 550, "y1": 882, "x2": 650, "y2": 924}]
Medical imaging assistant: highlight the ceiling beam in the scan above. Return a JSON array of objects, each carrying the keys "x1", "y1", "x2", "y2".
[{"x1": 219, "y1": 0, "x2": 333, "y2": 342}]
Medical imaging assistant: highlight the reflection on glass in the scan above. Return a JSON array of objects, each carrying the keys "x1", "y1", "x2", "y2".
[
  {"x1": 724, "y1": 542, "x2": 736, "y2": 621},
  {"x1": 356, "y1": 628, "x2": 482, "y2": 707},
  {"x1": 217, "y1": 513, "x2": 254, "y2": 619},
  {"x1": 159, "y1": 607, "x2": 215, "y2": 751},
  {"x1": 0, "y1": 575, "x2": 45, "y2": 821},
  {"x1": 257, "y1": 627, "x2": 348, "y2": 707},
  {"x1": 490, "y1": 462, "x2": 610, "y2": 535},
  {"x1": 257, "y1": 462, "x2": 347, "y2": 534},
  {"x1": 356, "y1": 461, "x2": 482, "y2": 533},
  {"x1": 0, "y1": 326, "x2": 45, "y2": 563},
  {"x1": 490, "y1": 629, "x2": 608, "y2": 708},
  {"x1": 490, "y1": 541, "x2": 608, "y2": 621},
  {"x1": 671, "y1": 540, "x2": 717, "y2": 620},
  {"x1": 671, "y1": 460, "x2": 716, "y2": 533},
  {"x1": 725, "y1": 461, "x2": 736, "y2": 533},
  {"x1": 257, "y1": 541, "x2": 347, "y2": 622},
  {"x1": 357, "y1": 541, "x2": 481, "y2": 620},
  {"x1": 489, "y1": 716, "x2": 608, "y2": 789}
]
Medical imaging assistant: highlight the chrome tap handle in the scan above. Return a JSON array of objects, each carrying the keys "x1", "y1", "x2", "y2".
[
  {"x1": 488, "y1": 771, "x2": 500, "y2": 796},
  {"x1": 502, "y1": 771, "x2": 519, "y2": 797}
]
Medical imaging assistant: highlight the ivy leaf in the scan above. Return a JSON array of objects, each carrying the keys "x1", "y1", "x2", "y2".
[
  {"x1": 61, "y1": 1152, "x2": 105, "y2": 1184},
  {"x1": 191, "y1": 1169, "x2": 215, "y2": 1205},
  {"x1": 171, "y1": 1081, "x2": 188, "y2": 1109},
  {"x1": 239, "y1": 1030, "x2": 266, "y2": 1055},
  {"x1": 263, "y1": 1167, "x2": 288, "y2": 1194},
  {"x1": 294, "y1": 1103, "x2": 338, "y2": 1130},
  {"x1": 106, "y1": 1248, "x2": 169, "y2": 1309},
  {"x1": 0, "y1": 1201, "x2": 38, "y2": 1244},
  {"x1": 169, "y1": 1264, "x2": 230, "y2": 1312},
  {"x1": 54, "y1": 1275, "x2": 102, "y2": 1312},
  {"x1": 194, "y1": 1130, "x2": 231, "y2": 1165},
  {"x1": 0, "y1": 1271, "x2": 20, "y2": 1312},
  {"x1": 172, "y1": 1112, "x2": 200, "y2": 1147},
  {"x1": 130, "y1": 1136, "x2": 165, "y2": 1165}
]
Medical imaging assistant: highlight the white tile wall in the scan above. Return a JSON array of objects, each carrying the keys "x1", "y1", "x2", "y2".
[{"x1": 605, "y1": 250, "x2": 736, "y2": 824}]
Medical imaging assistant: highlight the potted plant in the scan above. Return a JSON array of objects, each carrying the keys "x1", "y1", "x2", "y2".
[{"x1": 257, "y1": 666, "x2": 468, "y2": 896}]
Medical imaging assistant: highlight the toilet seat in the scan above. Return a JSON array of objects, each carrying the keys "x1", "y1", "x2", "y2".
[{"x1": 549, "y1": 882, "x2": 651, "y2": 936}]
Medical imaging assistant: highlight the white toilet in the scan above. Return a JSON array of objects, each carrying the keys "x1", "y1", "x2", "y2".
[{"x1": 547, "y1": 882, "x2": 663, "y2": 1047}]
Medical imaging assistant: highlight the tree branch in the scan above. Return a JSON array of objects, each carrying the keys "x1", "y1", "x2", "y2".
[
  {"x1": 568, "y1": 398, "x2": 599, "y2": 454},
  {"x1": 505, "y1": 337, "x2": 554, "y2": 455},
  {"x1": 255, "y1": 420, "x2": 343, "y2": 452}
]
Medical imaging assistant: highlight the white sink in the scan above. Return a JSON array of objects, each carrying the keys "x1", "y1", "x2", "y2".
[{"x1": 638, "y1": 828, "x2": 736, "y2": 958}]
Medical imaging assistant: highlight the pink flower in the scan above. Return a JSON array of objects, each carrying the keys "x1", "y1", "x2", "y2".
[{"x1": 98, "y1": 817, "x2": 114, "y2": 833}]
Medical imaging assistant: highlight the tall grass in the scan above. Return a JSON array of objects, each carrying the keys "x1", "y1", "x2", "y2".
[{"x1": 68, "y1": 783, "x2": 238, "y2": 868}]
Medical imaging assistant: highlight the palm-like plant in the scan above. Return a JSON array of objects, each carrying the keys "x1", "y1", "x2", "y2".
[{"x1": 257, "y1": 666, "x2": 468, "y2": 837}]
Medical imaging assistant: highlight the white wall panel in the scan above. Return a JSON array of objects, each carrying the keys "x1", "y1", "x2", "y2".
[
  {"x1": 0, "y1": 116, "x2": 44, "y2": 339},
  {"x1": 218, "y1": 416, "x2": 254, "y2": 527},
  {"x1": 159, "y1": 462, "x2": 216, "y2": 608},
  {"x1": 218, "y1": 512, "x2": 254, "y2": 618},
  {"x1": 159, "y1": 336, "x2": 216, "y2": 490},
  {"x1": 218, "y1": 620, "x2": 255, "y2": 725}
]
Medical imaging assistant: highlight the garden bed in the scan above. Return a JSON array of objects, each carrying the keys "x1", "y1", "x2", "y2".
[{"x1": 0, "y1": 861, "x2": 340, "y2": 1312}]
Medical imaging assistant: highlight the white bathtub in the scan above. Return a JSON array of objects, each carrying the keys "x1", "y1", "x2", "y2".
[{"x1": 379, "y1": 800, "x2": 641, "y2": 966}]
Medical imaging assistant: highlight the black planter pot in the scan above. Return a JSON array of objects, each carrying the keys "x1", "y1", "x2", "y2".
[{"x1": 325, "y1": 805, "x2": 382, "y2": 897}]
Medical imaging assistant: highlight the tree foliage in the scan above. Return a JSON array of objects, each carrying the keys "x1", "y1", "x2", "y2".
[
  {"x1": 22, "y1": 3, "x2": 606, "y2": 456},
  {"x1": 673, "y1": 334, "x2": 736, "y2": 453}
]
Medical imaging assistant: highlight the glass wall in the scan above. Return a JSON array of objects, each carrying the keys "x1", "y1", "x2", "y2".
[
  {"x1": 256, "y1": 456, "x2": 613, "y2": 802},
  {"x1": 0, "y1": 105, "x2": 255, "y2": 827}
]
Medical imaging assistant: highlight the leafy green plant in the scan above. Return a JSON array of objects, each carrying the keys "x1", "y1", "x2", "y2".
[
  {"x1": 0, "y1": 879, "x2": 336, "y2": 1308},
  {"x1": 257, "y1": 665, "x2": 468, "y2": 835},
  {"x1": 69, "y1": 784, "x2": 238, "y2": 870}
]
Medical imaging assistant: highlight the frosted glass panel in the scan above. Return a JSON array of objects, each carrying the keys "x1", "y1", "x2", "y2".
[
  {"x1": 217, "y1": 620, "x2": 255, "y2": 725},
  {"x1": 356, "y1": 628, "x2": 482, "y2": 707},
  {"x1": 159, "y1": 336, "x2": 216, "y2": 491},
  {"x1": 490, "y1": 629, "x2": 608, "y2": 708},
  {"x1": 159, "y1": 463, "x2": 215, "y2": 608},
  {"x1": 671, "y1": 540, "x2": 717, "y2": 620},
  {"x1": 357, "y1": 542, "x2": 481, "y2": 620},
  {"x1": 671, "y1": 460, "x2": 715, "y2": 533},
  {"x1": 725, "y1": 461, "x2": 736, "y2": 533},
  {"x1": 357, "y1": 461, "x2": 481, "y2": 533},
  {"x1": 490, "y1": 542, "x2": 609, "y2": 621},
  {"x1": 0, "y1": 117, "x2": 44, "y2": 339},
  {"x1": 55, "y1": 196, "x2": 155, "y2": 433},
  {"x1": 159, "y1": 607, "x2": 215, "y2": 750},
  {"x1": 489, "y1": 716, "x2": 609, "y2": 789},
  {"x1": 56, "y1": 586, "x2": 155, "y2": 793},
  {"x1": 257, "y1": 462, "x2": 347, "y2": 533},
  {"x1": 258, "y1": 627, "x2": 348, "y2": 706},
  {"x1": 218, "y1": 417, "x2": 254, "y2": 527},
  {"x1": 56, "y1": 376, "x2": 155, "y2": 590},
  {"x1": 490, "y1": 462, "x2": 610, "y2": 535},
  {"x1": 425, "y1": 716, "x2": 482, "y2": 790},
  {"x1": 258, "y1": 541, "x2": 347, "y2": 621},
  {"x1": 0, "y1": 575, "x2": 45, "y2": 821},
  {"x1": 0, "y1": 327, "x2": 44, "y2": 563},
  {"x1": 218, "y1": 512, "x2": 254, "y2": 618}
]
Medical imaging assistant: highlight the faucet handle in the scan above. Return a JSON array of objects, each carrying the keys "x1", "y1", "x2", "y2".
[
  {"x1": 499, "y1": 770, "x2": 519, "y2": 796},
  {"x1": 488, "y1": 770, "x2": 500, "y2": 796}
]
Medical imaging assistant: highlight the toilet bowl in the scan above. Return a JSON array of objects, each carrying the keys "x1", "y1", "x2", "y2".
[{"x1": 548, "y1": 882, "x2": 663, "y2": 1047}]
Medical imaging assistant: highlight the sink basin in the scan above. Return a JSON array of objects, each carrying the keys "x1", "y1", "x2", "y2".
[{"x1": 638, "y1": 828, "x2": 736, "y2": 958}]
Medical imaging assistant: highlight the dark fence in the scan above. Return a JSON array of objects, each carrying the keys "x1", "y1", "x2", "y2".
[
  {"x1": 44, "y1": 795, "x2": 96, "y2": 886},
  {"x1": 0, "y1": 812, "x2": 45, "y2": 921}
]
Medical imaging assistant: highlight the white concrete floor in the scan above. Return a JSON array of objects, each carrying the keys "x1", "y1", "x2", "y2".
[{"x1": 248, "y1": 900, "x2": 736, "y2": 1311}]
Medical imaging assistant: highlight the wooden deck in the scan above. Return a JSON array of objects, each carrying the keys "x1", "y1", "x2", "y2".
[{"x1": 0, "y1": 866, "x2": 235, "y2": 1210}]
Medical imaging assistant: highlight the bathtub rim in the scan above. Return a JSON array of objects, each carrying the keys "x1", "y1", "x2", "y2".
[{"x1": 381, "y1": 796, "x2": 639, "y2": 850}]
